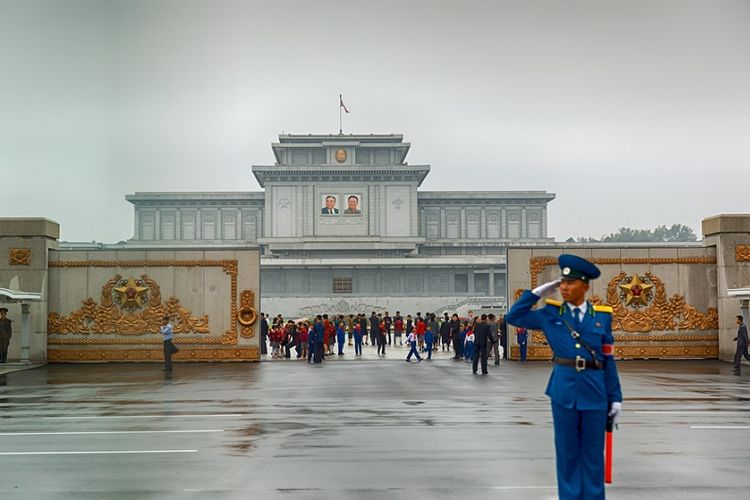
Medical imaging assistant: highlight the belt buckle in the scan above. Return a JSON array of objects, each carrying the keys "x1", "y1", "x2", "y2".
[{"x1": 575, "y1": 355, "x2": 586, "y2": 372}]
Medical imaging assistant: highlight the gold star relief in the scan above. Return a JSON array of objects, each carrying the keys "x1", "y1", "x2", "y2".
[
  {"x1": 113, "y1": 278, "x2": 148, "y2": 310},
  {"x1": 619, "y1": 274, "x2": 653, "y2": 307}
]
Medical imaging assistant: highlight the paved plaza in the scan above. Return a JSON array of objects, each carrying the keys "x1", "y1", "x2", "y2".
[{"x1": 1, "y1": 357, "x2": 749, "y2": 500}]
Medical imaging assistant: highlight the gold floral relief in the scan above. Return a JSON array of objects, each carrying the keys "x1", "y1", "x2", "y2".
[
  {"x1": 517, "y1": 256, "x2": 720, "y2": 358},
  {"x1": 47, "y1": 259, "x2": 239, "y2": 346},
  {"x1": 48, "y1": 273, "x2": 209, "y2": 335},
  {"x1": 512, "y1": 344, "x2": 718, "y2": 361},
  {"x1": 9, "y1": 248, "x2": 31, "y2": 266},
  {"x1": 737, "y1": 245, "x2": 750, "y2": 262},
  {"x1": 590, "y1": 272, "x2": 719, "y2": 332},
  {"x1": 48, "y1": 347, "x2": 260, "y2": 362}
]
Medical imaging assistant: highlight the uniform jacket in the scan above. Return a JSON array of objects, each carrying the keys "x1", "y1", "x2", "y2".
[
  {"x1": 735, "y1": 323, "x2": 749, "y2": 347},
  {"x1": 473, "y1": 322, "x2": 492, "y2": 346},
  {"x1": 0, "y1": 318, "x2": 12, "y2": 339},
  {"x1": 506, "y1": 290, "x2": 623, "y2": 410}
]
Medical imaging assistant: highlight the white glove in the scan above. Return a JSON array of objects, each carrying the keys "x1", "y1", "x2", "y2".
[
  {"x1": 532, "y1": 279, "x2": 561, "y2": 298},
  {"x1": 608, "y1": 402, "x2": 622, "y2": 425}
]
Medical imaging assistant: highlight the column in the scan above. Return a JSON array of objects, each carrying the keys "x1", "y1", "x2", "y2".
[
  {"x1": 154, "y1": 209, "x2": 161, "y2": 240},
  {"x1": 481, "y1": 207, "x2": 487, "y2": 239},
  {"x1": 20, "y1": 303, "x2": 30, "y2": 363},
  {"x1": 134, "y1": 209, "x2": 141, "y2": 240}
]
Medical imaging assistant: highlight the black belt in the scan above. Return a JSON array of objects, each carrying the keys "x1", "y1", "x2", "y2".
[{"x1": 554, "y1": 356, "x2": 602, "y2": 372}]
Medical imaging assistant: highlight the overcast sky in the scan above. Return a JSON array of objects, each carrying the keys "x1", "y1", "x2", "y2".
[{"x1": 2, "y1": 0, "x2": 749, "y2": 243}]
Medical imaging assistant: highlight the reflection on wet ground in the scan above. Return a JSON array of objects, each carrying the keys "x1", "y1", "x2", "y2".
[{"x1": 0, "y1": 359, "x2": 748, "y2": 499}]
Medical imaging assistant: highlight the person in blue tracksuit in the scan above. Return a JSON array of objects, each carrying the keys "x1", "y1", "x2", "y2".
[
  {"x1": 353, "y1": 322, "x2": 363, "y2": 356},
  {"x1": 516, "y1": 327, "x2": 528, "y2": 362},
  {"x1": 336, "y1": 322, "x2": 346, "y2": 355},
  {"x1": 424, "y1": 325, "x2": 434, "y2": 360},
  {"x1": 506, "y1": 254, "x2": 622, "y2": 500},
  {"x1": 310, "y1": 316, "x2": 325, "y2": 363}
]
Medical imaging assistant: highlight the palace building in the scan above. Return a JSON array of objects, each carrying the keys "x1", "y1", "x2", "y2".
[{"x1": 124, "y1": 133, "x2": 555, "y2": 317}]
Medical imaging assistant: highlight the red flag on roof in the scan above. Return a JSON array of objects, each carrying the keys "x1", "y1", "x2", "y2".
[{"x1": 339, "y1": 94, "x2": 350, "y2": 113}]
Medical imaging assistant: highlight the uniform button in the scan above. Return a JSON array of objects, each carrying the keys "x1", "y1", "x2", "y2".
[{"x1": 575, "y1": 343, "x2": 581, "y2": 349}]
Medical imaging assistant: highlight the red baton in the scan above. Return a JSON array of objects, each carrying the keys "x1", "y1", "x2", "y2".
[{"x1": 605, "y1": 414, "x2": 614, "y2": 484}]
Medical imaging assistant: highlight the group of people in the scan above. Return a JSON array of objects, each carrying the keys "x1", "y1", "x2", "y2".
[{"x1": 258, "y1": 310, "x2": 530, "y2": 367}]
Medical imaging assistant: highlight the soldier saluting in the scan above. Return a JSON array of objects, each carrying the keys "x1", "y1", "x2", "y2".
[
  {"x1": 506, "y1": 254, "x2": 622, "y2": 500},
  {"x1": 0, "y1": 307, "x2": 12, "y2": 363}
]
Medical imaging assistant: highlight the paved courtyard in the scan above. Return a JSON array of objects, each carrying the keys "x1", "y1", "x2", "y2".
[{"x1": 1, "y1": 356, "x2": 749, "y2": 499}]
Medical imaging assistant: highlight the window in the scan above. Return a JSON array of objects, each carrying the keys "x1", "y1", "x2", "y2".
[
  {"x1": 223, "y1": 214, "x2": 236, "y2": 240},
  {"x1": 161, "y1": 213, "x2": 175, "y2": 240},
  {"x1": 454, "y1": 273, "x2": 468, "y2": 293},
  {"x1": 333, "y1": 277, "x2": 353, "y2": 294},
  {"x1": 474, "y1": 273, "x2": 489, "y2": 294},
  {"x1": 493, "y1": 273, "x2": 506, "y2": 297},
  {"x1": 182, "y1": 214, "x2": 195, "y2": 240},
  {"x1": 141, "y1": 214, "x2": 154, "y2": 240}
]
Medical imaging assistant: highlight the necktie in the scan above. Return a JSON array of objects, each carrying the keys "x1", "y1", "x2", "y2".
[{"x1": 572, "y1": 307, "x2": 581, "y2": 329}]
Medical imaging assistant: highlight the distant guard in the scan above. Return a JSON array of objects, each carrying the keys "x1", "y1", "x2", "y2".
[
  {"x1": 0, "y1": 307, "x2": 11, "y2": 363},
  {"x1": 506, "y1": 254, "x2": 622, "y2": 500}
]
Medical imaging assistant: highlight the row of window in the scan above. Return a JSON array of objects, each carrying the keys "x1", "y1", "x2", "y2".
[
  {"x1": 139, "y1": 211, "x2": 261, "y2": 241},
  {"x1": 261, "y1": 269, "x2": 506, "y2": 297}
]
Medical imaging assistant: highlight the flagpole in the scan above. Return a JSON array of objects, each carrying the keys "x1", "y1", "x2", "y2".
[{"x1": 339, "y1": 94, "x2": 343, "y2": 134}]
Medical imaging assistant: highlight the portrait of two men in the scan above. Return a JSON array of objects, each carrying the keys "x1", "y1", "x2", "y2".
[{"x1": 321, "y1": 194, "x2": 362, "y2": 215}]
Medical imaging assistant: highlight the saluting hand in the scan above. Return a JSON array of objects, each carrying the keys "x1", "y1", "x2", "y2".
[{"x1": 532, "y1": 279, "x2": 561, "y2": 298}]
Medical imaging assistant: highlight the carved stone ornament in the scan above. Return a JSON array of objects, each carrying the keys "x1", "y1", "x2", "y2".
[
  {"x1": 335, "y1": 148, "x2": 347, "y2": 163},
  {"x1": 238, "y1": 289, "x2": 257, "y2": 338},
  {"x1": 617, "y1": 273, "x2": 654, "y2": 307},
  {"x1": 591, "y1": 271, "x2": 718, "y2": 333},
  {"x1": 518, "y1": 256, "x2": 720, "y2": 359},
  {"x1": 48, "y1": 347, "x2": 260, "y2": 362},
  {"x1": 48, "y1": 274, "x2": 209, "y2": 335},
  {"x1": 47, "y1": 259, "x2": 240, "y2": 346},
  {"x1": 737, "y1": 245, "x2": 750, "y2": 262},
  {"x1": 9, "y1": 248, "x2": 31, "y2": 266}
]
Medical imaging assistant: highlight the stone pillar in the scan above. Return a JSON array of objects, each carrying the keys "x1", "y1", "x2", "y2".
[
  {"x1": 20, "y1": 303, "x2": 30, "y2": 363},
  {"x1": 0, "y1": 218, "x2": 59, "y2": 364},
  {"x1": 702, "y1": 214, "x2": 750, "y2": 361}
]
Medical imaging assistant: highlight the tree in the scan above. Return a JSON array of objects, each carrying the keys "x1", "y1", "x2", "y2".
[{"x1": 565, "y1": 224, "x2": 698, "y2": 243}]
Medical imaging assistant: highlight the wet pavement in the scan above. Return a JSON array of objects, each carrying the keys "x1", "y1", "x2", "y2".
[{"x1": 1, "y1": 355, "x2": 749, "y2": 499}]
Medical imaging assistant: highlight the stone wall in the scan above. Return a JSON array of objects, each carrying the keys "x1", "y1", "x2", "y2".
[
  {"x1": 506, "y1": 246, "x2": 719, "y2": 360},
  {"x1": 47, "y1": 247, "x2": 261, "y2": 362},
  {"x1": 0, "y1": 218, "x2": 59, "y2": 363},
  {"x1": 702, "y1": 214, "x2": 750, "y2": 361}
]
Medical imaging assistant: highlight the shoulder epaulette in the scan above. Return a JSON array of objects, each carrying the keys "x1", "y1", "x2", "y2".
[
  {"x1": 593, "y1": 305, "x2": 613, "y2": 314},
  {"x1": 545, "y1": 299, "x2": 562, "y2": 307}
]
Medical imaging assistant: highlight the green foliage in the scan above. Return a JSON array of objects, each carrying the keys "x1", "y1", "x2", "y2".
[{"x1": 567, "y1": 224, "x2": 698, "y2": 243}]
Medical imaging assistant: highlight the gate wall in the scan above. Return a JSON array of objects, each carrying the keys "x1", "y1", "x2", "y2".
[
  {"x1": 506, "y1": 246, "x2": 719, "y2": 360},
  {"x1": 47, "y1": 248, "x2": 260, "y2": 362}
]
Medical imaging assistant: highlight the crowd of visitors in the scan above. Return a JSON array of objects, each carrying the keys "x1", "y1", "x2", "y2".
[{"x1": 258, "y1": 310, "x2": 525, "y2": 367}]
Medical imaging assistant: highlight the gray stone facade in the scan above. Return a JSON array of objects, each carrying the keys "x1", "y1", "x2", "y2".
[{"x1": 125, "y1": 133, "x2": 555, "y2": 317}]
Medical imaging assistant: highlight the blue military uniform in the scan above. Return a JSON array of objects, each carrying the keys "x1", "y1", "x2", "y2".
[{"x1": 506, "y1": 255, "x2": 622, "y2": 500}]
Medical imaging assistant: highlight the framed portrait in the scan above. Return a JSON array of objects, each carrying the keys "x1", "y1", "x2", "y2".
[
  {"x1": 321, "y1": 194, "x2": 339, "y2": 215},
  {"x1": 343, "y1": 193, "x2": 363, "y2": 216}
]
